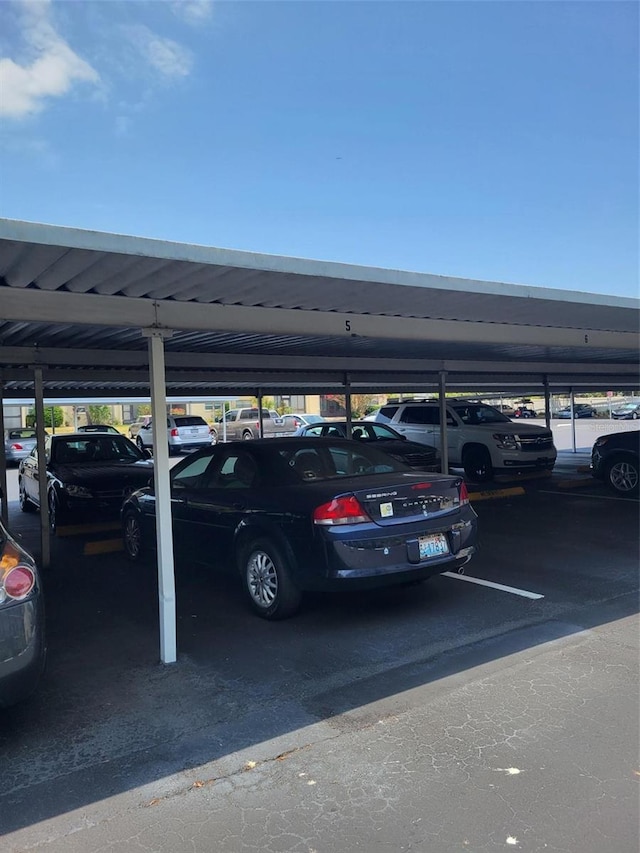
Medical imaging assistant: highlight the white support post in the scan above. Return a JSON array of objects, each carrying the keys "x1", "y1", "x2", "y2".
[
  {"x1": 33, "y1": 368, "x2": 51, "y2": 568},
  {"x1": 438, "y1": 370, "x2": 449, "y2": 474},
  {"x1": 344, "y1": 374, "x2": 352, "y2": 434},
  {"x1": 0, "y1": 380, "x2": 7, "y2": 526},
  {"x1": 144, "y1": 330, "x2": 177, "y2": 665},
  {"x1": 570, "y1": 387, "x2": 577, "y2": 453},
  {"x1": 543, "y1": 376, "x2": 551, "y2": 429}
]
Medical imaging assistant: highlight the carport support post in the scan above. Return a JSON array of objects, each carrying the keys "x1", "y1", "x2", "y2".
[
  {"x1": 33, "y1": 367, "x2": 51, "y2": 569},
  {"x1": 344, "y1": 374, "x2": 352, "y2": 434},
  {"x1": 569, "y1": 388, "x2": 577, "y2": 453},
  {"x1": 0, "y1": 380, "x2": 7, "y2": 526},
  {"x1": 145, "y1": 329, "x2": 177, "y2": 665},
  {"x1": 543, "y1": 376, "x2": 551, "y2": 429},
  {"x1": 438, "y1": 370, "x2": 449, "y2": 474},
  {"x1": 257, "y1": 390, "x2": 264, "y2": 438}
]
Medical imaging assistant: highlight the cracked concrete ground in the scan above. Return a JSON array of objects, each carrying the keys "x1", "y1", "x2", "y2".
[{"x1": 0, "y1": 466, "x2": 638, "y2": 852}]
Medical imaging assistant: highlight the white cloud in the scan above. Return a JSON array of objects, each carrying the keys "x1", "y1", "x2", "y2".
[
  {"x1": 0, "y1": 0, "x2": 99, "y2": 118},
  {"x1": 124, "y1": 25, "x2": 192, "y2": 79},
  {"x1": 171, "y1": 1, "x2": 213, "y2": 26}
]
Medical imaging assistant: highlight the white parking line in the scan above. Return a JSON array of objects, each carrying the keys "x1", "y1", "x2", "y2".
[
  {"x1": 537, "y1": 489, "x2": 632, "y2": 502},
  {"x1": 442, "y1": 572, "x2": 544, "y2": 599}
]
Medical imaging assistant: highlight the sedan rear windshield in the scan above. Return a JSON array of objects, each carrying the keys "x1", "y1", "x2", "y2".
[
  {"x1": 7, "y1": 429, "x2": 37, "y2": 439},
  {"x1": 278, "y1": 442, "x2": 409, "y2": 482}
]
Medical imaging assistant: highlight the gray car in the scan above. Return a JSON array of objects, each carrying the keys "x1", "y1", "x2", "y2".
[
  {"x1": 4, "y1": 428, "x2": 40, "y2": 466},
  {"x1": 0, "y1": 517, "x2": 46, "y2": 707}
]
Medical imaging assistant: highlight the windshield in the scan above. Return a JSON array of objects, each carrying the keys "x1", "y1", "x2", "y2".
[
  {"x1": 451, "y1": 404, "x2": 511, "y2": 425},
  {"x1": 53, "y1": 435, "x2": 144, "y2": 463}
]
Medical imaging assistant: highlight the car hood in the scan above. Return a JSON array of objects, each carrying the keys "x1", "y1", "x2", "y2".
[{"x1": 51, "y1": 460, "x2": 154, "y2": 485}]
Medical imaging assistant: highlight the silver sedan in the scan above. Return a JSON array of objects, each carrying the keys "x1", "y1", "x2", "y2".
[{"x1": 4, "y1": 428, "x2": 39, "y2": 466}]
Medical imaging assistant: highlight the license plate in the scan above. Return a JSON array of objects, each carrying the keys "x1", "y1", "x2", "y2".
[
  {"x1": 418, "y1": 533, "x2": 449, "y2": 559},
  {"x1": 190, "y1": 429, "x2": 198, "y2": 434}
]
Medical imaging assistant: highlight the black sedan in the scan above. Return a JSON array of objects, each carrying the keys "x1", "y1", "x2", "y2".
[
  {"x1": 295, "y1": 421, "x2": 438, "y2": 471},
  {"x1": 591, "y1": 430, "x2": 639, "y2": 496},
  {"x1": 611, "y1": 402, "x2": 640, "y2": 420},
  {"x1": 19, "y1": 433, "x2": 154, "y2": 532},
  {"x1": 122, "y1": 438, "x2": 477, "y2": 620},
  {"x1": 0, "y1": 518, "x2": 46, "y2": 708},
  {"x1": 555, "y1": 403, "x2": 596, "y2": 419}
]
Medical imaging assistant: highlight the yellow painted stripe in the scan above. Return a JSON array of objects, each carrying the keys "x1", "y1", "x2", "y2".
[
  {"x1": 56, "y1": 521, "x2": 120, "y2": 538},
  {"x1": 83, "y1": 538, "x2": 124, "y2": 556},
  {"x1": 468, "y1": 486, "x2": 525, "y2": 501}
]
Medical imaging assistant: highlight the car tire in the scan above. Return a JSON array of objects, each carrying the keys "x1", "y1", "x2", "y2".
[
  {"x1": 633, "y1": 412, "x2": 638, "y2": 420},
  {"x1": 604, "y1": 454, "x2": 639, "y2": 496},
  {"x1": 123, "y1": 511, "x2": 148, "y2": 562},
  {"x1": 242, "y1": 431, "x2": 253, "y2": 440},
  {"x1": 136, "y1": 436, "x2": 145, "y2": 451},
  {"x1": 463, "y1": 446, "x2": 493, "y2": 483},
  {"x1": 210, "y1": 428, "x2": 218, "y2": 444},
  {"x1": 18, "y1": 479, "x2": 36, "y2": 513},
  {"x1": 239, "y1": 538, "x2": 302, "y2": 620}
]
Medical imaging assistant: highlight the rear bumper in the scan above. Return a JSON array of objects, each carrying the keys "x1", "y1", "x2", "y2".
[{"x1": 302, "y1": 507, "x2": 478, "y2": 591}]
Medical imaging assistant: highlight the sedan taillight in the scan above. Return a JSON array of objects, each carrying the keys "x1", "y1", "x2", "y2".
[
  {"x1": 10, "y1": 443, "x2": 23, "y2": 451},
  {"x1": 3, "y1": 566, "x2": 35, "y2": 600},
  {"x1": 459, "y1": 482, "x2": 470, "y2": 506},
  {"x1": 313, "y1": 495, "x2": 371, "y2": 525}
]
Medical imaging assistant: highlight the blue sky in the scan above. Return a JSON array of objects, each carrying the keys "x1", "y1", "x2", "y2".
[{"x1": 0, "y1": 0, "x2": 638, "y2": 298}]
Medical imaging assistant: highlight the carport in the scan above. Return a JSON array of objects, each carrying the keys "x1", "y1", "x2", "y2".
[{"x1": 1, "y1": 217, "x2": 638, "y2": 663}]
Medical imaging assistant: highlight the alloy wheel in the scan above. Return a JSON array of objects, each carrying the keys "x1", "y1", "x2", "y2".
[
  {"x1": 608, "y1": 460, "x2": 639, "y2": 494},
  {"x1": 246, "y1": 550, "x2": 278, "y2": 609},
  {"x1": 123, "y1": 514, "x2": 142, "y2": 560}
]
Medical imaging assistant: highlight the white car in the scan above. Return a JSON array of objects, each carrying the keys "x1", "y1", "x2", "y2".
[
  {"x1": 135, "y1": 415, "x2": 211, "y2": 456},
  {"x1": 371, "y1": 398, "x2": 557, "y2": 482}
]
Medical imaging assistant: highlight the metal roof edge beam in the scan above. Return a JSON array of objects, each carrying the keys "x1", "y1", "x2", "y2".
[
  {"x1": 2, "y1": 218, "x2": 637, "y2": 309},
  {"x1": 2, "y1": 288, "x2": 637, "y2": 350}
]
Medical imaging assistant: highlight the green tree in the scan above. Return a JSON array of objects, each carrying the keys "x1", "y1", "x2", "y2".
[
  {"x1": 88, "y1": 404, "x2": 112, "y2": 425},
  {"x1": 26, "y1": 406, "x2": 64, "y2": 428}
]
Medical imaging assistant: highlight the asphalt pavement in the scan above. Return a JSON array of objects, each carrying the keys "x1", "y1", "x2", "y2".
[{"x1": 0, "y1": 446, "x2": 638, "y2": 852}]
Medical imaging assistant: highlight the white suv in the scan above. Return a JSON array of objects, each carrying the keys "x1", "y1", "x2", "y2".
[
  {"x1": 372, "y1": 399, "x2": 556, "y2": 482},
  {"x1": 135, "y1": 415, "x2": 212, "y2": 456}
]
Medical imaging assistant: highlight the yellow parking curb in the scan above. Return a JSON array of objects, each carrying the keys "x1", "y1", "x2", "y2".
[
  {"x1": 468, "y1": 486, "x2": 525, "y2": 501},
  {"x1": 56, "y1": 521, "x2": 120, "y2": 538},
  {"x1": 83, "y1": 538, "x2": 124, "y2": 556}
]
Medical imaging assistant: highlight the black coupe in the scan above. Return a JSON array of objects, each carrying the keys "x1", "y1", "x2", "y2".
[
  {"x1": 295, "y1": 420, "x2": 438, "y2": 471},
  {"x1": 19, "y1": 433, "x2": 154, "y2": 532},
  {"x1": 122, "y1": 437, "x2": 477, "y2": 620}
]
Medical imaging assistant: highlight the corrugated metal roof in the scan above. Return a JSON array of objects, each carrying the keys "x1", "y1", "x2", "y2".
[{"x1": 0, "y1": 218, "x2": 638, "y2": 397}]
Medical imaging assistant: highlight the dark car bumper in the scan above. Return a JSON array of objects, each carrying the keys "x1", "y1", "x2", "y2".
[
  {"x1": 0, "y1": 597, "x2": 46, "y2": 708},
  {"x1": 305, "y1": 506, "x2": 477, "y2": 591}
]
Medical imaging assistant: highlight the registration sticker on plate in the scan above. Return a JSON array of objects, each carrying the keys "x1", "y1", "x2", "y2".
[
  {"x1": 418, "y1": 533, "x2": 449, "y2": 559},
  {"x1": 380, "y1": 501, "x2": 394, "y2": 518}
]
